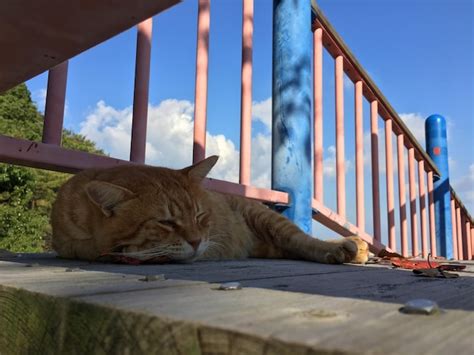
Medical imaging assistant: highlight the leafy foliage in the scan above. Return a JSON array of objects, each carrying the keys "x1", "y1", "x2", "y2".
[{"x1": 0, "y1": 84, "x2": 102, "y2": 252}]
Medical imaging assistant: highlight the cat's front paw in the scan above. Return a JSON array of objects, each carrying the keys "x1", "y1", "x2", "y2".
[{"x1": 325, "y1": 236, "x2": 369, "y2": 264}]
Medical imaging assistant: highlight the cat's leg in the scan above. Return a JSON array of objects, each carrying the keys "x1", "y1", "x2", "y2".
[{"x1": 239, "y1": 199, "x2": 368, "y2": 264}]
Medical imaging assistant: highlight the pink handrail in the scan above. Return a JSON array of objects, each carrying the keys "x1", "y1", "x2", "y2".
[
  {"x1": 470, "y1": 225, "x2": 474, "y2": 260},
  {"x1": 309, "y1": 8, "x2": 471, "y2": 258},
  {"x1": 335, "y1": 55, "x2": 346, "y2": 218},
  {"x1": 313, "y1": 28, "x2": 323, "y2": 203},
  {"x1": 385, "y1": 119, "x2": 395, "y2": 250},
  {"x1": 465, "y1": 218, "x2": 472, "y2": 260},
  {"x1": 427, "y1": 171, "x2": 437, "y2": 257},
  {"x1": 450, "y1": 199, "x2": 458, "y2": 260},
  {"x1": 130, "y1": 18, "x2": 153, "y2": 164},
  {"x1": 397, "y1": 134, "x2": 408, "y2": 256},
  {"x1": 408, "y1": 147, "x2": 418, "y2": 256},
  {"x1": 456, "y1": 206, "x2": 463, "y2": 259},
  {"x1": 370, "y1": 100, "x2": 382, "y2": 242},
  {"x1": 239, "y1": 0, "x2": 254, "y2": 186},
  {"x1": 418, "y1": 161, "x2": 428, "y2": 258},
  {"x1": 192, "y1": 0, "x2": 210, "y2": 164},
  {"x1": 42, "y1": 61, "x2": 68, "y2": 145},
  {"x1": 354, "y1": 81, "x2": 365, "y2": 232}
]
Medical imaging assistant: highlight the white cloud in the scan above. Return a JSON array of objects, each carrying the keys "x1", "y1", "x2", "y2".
[
  {"x1": 252, "y1": 97, "x2": 272, "y2": 130},
  {"x1": 323, "y1": 145, "x2": 353, "y2": 178},
  {"x1": 250, "y1": 133, "x2": 272, "y2": 188},
  {"x1": 32, "y1": 88, "x2": 47, "y2": 113},
  {"x1": 80, "y1": 99, "x2": 275, "y2": 186},
  {"x1": 205, "y1": 132, "x2": 239, "y2": 182},
  {"x1": 344, "y1": 75, "x2": 353, "y2": 90},
  {"x1": 399, "y1": 113, "x2": 426, "y2": 147},
  {"x1": 80, "y1": 100, "x2": 134, "y2": 161}
]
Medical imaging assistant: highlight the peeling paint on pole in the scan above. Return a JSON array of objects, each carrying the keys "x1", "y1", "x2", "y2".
[
  {"x1": 425, "y1": 114, "x2": 453, "y2": 259},
  {"x1": 272, "y1": 0, "x2": 312, "y2": 233}
]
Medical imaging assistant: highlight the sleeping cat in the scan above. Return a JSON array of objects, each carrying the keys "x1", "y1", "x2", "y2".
[{"x1": 52, "y1": 156, "x2": 368, "y2": 264}]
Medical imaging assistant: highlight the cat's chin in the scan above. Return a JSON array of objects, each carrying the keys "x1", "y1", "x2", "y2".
[
  {"x1": 172, "y1": 258, "x2": 195, "y2": 264},
  {"x1": 146, "y1": 256, "x2": 172, "y2": 264}
]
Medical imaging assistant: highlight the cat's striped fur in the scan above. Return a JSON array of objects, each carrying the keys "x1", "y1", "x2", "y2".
[{"x1": 52, "y1": 156, "x2": 368, "y2": 264}]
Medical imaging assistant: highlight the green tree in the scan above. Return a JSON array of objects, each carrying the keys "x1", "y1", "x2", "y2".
[{"x1": 0, "y1": 84, "x2": 102, "y2": 252}]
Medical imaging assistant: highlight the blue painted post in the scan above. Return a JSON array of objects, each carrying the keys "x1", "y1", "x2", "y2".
[
  {"x1": 272, "y1": 0, "x2": 312, "y2": 233},
  {"x1": 425, "y1": 114, "x2": 453, "y2": 259}
]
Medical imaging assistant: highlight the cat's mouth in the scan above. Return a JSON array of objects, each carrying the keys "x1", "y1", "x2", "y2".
[
  {"x1": 98, "y1": 251, "x2": 172, "y2": 265},
  {"x1": 100, "y1": 244, "x2": 195, "y2": 264},
  {"x1": 142, "y1": 256, "x2": 172, "y2": 264}
]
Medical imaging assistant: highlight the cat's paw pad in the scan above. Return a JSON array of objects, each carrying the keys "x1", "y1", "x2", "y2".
[{"x1": 325, "y1": 237, "x2": 369, "y2": 264}]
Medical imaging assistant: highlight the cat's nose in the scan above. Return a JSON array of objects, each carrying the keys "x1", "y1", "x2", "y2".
[{"x1": 188, "y1": 239, "x2": 201, "y2": 251}]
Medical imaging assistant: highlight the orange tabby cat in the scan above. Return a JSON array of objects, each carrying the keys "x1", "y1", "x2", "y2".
[{"x1": 52, "y1": 156, "x2": 368, "y2": 264}]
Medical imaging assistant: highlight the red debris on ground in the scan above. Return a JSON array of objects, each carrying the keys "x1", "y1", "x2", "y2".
[
  {"x1": 374, "y1": 249, "x2": 466, "y2": 278},
  {"x1": 391, "y1": 258, "x2": 440, "y2": 270}
]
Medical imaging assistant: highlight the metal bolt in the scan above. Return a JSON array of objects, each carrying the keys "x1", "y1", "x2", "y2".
[
  {"x1": 25, "y1": 263, "x2": 40, "y2": 267},
  {"x1": 218, "y1": 282, "x2": 242, "y2": 291},
  {"x1": 400, "y1": 299, "x2": 440, "y2": 315},
  {"x1": 139, "y1": 274, "x2": 166, "y2": 282}
]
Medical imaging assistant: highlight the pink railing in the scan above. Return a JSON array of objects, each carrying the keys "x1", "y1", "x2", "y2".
[
  {"x1": 0, "y1": 1, "x2": 472, "y2": 260},
  {"x1": 450, "y1": 189, "x2": 473, "y2": 260},
  {"x1": 311, "y1": 5, "x2": 473, "y2": 259},
  {"x1": 0, "y1": 1, "x2": 287, "y2": 205}
]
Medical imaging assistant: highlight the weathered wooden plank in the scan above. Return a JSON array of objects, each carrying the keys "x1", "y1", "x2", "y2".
[
  {"x1": 0, "y1": 285, "x2": 201, "y2": 355},
  {"x1": 0, "y1": 253, "x2": 375, "y2": 283},
  {"x1": 1, "y1": 255, "x2": 473, "y2": 354}
]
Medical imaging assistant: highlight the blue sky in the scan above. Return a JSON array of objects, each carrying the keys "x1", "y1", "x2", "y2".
[{"x1": 26, "y1": 0, "x2": 473, "y2": 243}]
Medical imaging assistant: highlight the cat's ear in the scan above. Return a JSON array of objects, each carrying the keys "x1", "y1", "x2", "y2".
[
  {"x1": 85, "y1": 181, "x2": 136, "y2": 217},
  {"x1": 181, "y1": 155, "x2": 219, "y2": 180}
]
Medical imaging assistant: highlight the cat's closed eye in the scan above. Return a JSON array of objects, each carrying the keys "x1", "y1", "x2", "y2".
[
  {"x1": 195, "y1": 211, "x2": 206, "y2": 221},
  {"x1": 157, "y1": 220, "x2": 178, "y2": 230},
  {"x1": 195, "y1": 211, "x2": 210, "y2": 226}
]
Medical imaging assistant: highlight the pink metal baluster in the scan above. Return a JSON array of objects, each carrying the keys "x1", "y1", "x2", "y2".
[
  {"x1": 193, "y1": 0, "x2": 211, "y2": 163},
  {"x1": 397, "y1": 135, "x2": 408, "y2": 257},
  {"x1": 313, "y1": 28, "x2": 323, "y2": 202},
  {"x1": 239, "y1": 0, "x2": 254, "y2": 185},
  {"x1": 427, "y1": 171, "x2": 437, "y2": 257},
  {"x1": 130, "y1": 18, "x2": 152, "y2": 163},
  {"x1": 385, "y1": 119, "x2": 395, "y2": 250},
  {"x1": 465, "y1": 218, "x2": 472, "y2": 260},
  {"x1": 408, "y1": 148, "x2": 418, "y2": 256},
  {"x1": 456, "y1": 207, "x2": 463, "y2": 259},
  {"x1": 355, "y1": 81, "x2": 364, "y2": 231},
  {"x1": 43, "y1": 61, "x2": 69, "y2": 145},
  {"x1": 335, "y1": 55, "x2": 345, "y2": 218},
  {"x1": 451, "y1": 198, "x2": 459, "y2": 260},
  {"x1": 418, "y1": 160, "x2": 428, "y2": 258},
  {"x1": 471, "y1": 225, "x2": 474, "y2": 260},
  {"x1": 370, "y1": 100, "x2": 381, "y2": 242}
]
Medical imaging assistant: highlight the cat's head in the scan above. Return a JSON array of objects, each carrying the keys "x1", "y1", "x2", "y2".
[{"x1": 85, "y1": 156, "x2": 219, "y2": 263}]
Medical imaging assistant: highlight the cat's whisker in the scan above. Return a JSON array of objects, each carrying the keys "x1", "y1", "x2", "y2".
[
  {"x1": 205, "y1": 240, "x2": 226, "y2": 254},
  {"x1": 108, "y1": 241, "x2": 196, "y2": 261}
]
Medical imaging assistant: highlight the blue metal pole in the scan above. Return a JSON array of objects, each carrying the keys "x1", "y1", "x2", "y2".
[
  {"x1": 272, "y1": 0, "x2": 312, "y2": 233},
  {"x1": 425, "y1": 114, "x2": 453, "y2": 259}
]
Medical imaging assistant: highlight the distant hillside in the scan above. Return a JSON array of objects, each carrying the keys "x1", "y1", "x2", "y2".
[{"x1": 0, "y1": 84, "x2": 103, "y2": 252}]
